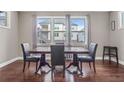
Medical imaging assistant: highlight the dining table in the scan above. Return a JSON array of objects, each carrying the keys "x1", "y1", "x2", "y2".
[{"x1": 30, "y1": 46, "x2": 89, "y2": 73}]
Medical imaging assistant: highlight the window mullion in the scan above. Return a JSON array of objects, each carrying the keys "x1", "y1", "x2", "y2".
[
  {"x1": 51, "y1": 17, "x2": 54, "y2": 44},
  {"x1": 66, "y1": 14, "x2": 71, "y2": 46}
]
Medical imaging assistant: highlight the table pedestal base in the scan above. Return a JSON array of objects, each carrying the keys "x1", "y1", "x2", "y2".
[
  {"x1": 66, "y1": 53, "x2": 79, "y2": 69},
  {"x1": 35, "y1": 54, "x2": 51, "y2": 74}
]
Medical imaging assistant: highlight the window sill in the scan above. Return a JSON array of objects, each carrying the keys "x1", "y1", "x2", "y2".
[{"x1": 0, "y1": 25, "x2": 10, "y2": 29}]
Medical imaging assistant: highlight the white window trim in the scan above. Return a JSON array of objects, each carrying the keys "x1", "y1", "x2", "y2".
[{"x1": 0, "y1": 11, "x2": 11, "y2": 29}]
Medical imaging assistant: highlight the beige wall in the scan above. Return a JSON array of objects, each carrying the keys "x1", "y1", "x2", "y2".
[
  {"x1": 1, "y1": 11, "x2": 123, "y2": 64},
  {"x1": 110, "y1": 12, "x2": 124, "y2": 61},
  {"x1": 90, "y1": 12, "x2": 110, "y2": 57},
  {"x1": 0, "y1": 12, "x2": 18, "y2": 63},
  {"x1": 18, "y1": 12, "x2": 110, "y2": 57},
  {"x1": 18, "y1": 12, "x2": 33, "y2": 56}
]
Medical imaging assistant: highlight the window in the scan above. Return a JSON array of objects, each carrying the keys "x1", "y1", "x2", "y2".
[
  {"x1": 36, "y1": 16, "x2": 88, "y2": 47},
  {"x1": 36, "y1": 18, "x2": 51, "y2": 46},
  {"x1": 53, "y1": 18, "x2": 66, "y2": 43},
  {"x1": 70, "y1": 17, "x2": 88, "y2": 46},
  {"x1": 119, "y1": 12, "x2": 124, "y2": 29},
  {"x1": 0, "y1": 11, "x2": 10, "y2": 28}
]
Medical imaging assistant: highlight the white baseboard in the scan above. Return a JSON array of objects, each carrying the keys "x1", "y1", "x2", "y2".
[
  {"x1": 111, "y1": 58, "x2": 124, "y2": 65},
  {"x1": 118, "y1": 60, "x2": 124, "y2": 65},
  {"x1": 96, "y1": 57, "x2": 102, "y2": 60},
  {"x1": 17, "y1": 57, "x2": 23, "y2": 60},
  {"x1": 96, "y1": 56, "x2": 124, "y2": 65},
  {"x1": 0, "y1": 57, "x2": 22, "y2": 68}
]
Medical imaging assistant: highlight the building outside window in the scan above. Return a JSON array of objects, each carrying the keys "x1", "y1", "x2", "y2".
[{"x1": 53, "y1": 18, "x2": 66, "y2": 43}]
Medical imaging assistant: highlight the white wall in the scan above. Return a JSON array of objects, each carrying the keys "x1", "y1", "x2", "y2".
[
  {"x1": 0, "y1": 12, "x2": 18, "y2": 63},
  {"x1": 110, "y1": 12, "x2": 124, "y2": 61},
  {"x1": 18, "y1": 12, "x2": 110, "y2": 57}
]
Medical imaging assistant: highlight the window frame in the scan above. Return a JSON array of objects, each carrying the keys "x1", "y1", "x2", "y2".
[
  {"x1": 35, "y1": 15, "x2": 88, "y2": 47},
  {"x1": 0, "y1": 11, "x2": 11, "y2": 29}
]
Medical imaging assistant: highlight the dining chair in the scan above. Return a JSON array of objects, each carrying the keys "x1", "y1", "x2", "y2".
[
  {"x1": 51, "y1": 45, "x2": 65, "y2": 77},
  {"x1": 77, "y1": 42, "x2": 98, "y2": 75},
  {"x1": 21, "y1": 43, "x2": 40, "y2": 72}
]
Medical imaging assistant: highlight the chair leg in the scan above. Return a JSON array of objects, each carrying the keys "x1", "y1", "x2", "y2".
[
  {"x1": 116, "y1": 55, "x2": 119, "y2": 65},
  {"x1": 93, "y1": 61, "x2": 96, "y2": 73},
  {"x1": 80, "y1": 62, "x2": 83, "y2": 75},
  {"x1": 36, "y1": 62, "x2": 38, "y2": 72},
  {"x1": 109, "y1": 48, "x2": 111, "y2": 64},
  {"x1": 102, "y1": 47, "x2": 105, "y2": 64},
  {"x1": 28, "y1": 62, "x2": 30, "y2": 68},
  {"x1": 77, "y1": 62, "x2": 80, "y2": 71},
  {"x1": 63, "y1": 65, "x2": 65, "y2": 78},
  {"x1": 116, "y1": 48, "x2": 119, "y2": 65},
  {"x1": 23, "y1": 61, "x2": 26, "y2": 72},
  {"x1": 89, "y1": 62, "x2": 91, "y2": 69}
]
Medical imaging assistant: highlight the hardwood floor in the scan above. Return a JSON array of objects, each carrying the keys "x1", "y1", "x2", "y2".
[{"x1": 0, "y1": 60, "x2": 124, "y2": 82}]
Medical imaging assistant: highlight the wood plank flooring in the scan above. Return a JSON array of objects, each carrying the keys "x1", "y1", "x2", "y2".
[{"x1": 0, "y1": 60, "x2": 124, "y2": 82}]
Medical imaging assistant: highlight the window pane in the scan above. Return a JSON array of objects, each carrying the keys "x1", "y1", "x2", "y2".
[
  {"x1": 37, "y1": 18, "x2": 51, "y2": 31},
  {"x1": 70, "y1": 18, "x2": 86, "y2": 46},
  {"x1": 54, "y1": 18, "x2": 66, "y2": 31},
  {"x1": 36, "y1": 18, "x2": 51, "y2": 46},
  {"x1": 53, "y1": 18, "x2": 66, "y2": 42},
  {"x1": 37, "y1": 31, "x2": 51, "y2": 43},
  {"x1": 71, "y1": 18, "x2": 85, "y2": 31},
  {"x1": 0, "y1": 12, "x2": 7, "y2": 26},
  {"x1": 54, "y1": 32, "x2": 65, "y2": 40},
  {"x1": 71, "y1": 32, "x2": 85, "y2": 42}
]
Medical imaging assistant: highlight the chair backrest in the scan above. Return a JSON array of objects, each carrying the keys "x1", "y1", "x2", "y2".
[
  {"x1": 89, "y1": 42, "x2": 98, "y2": 60},
  {"x1": 21, "y1": 43, "x2": 30, "y2": 59},
  {"x1": 55, "y1": 43, "x2": 64, "y2": 45},
  {"x1": 51, "y1": 45, "x2": 64, "y2": 67}
]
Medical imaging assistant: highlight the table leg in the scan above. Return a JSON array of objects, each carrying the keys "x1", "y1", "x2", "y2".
[{"x1": 66, "y1": 53, "x2": 79, "y2": 68}]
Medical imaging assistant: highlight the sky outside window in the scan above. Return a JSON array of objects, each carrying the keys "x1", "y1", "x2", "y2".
[{"x1": 70, "y1": 18, "x2": 85, "y2": 31}]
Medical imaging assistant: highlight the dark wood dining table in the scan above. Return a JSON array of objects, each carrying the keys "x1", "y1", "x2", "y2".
[{"x1": 30, "y1": 46, "x2": 89, "y2": 73}]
